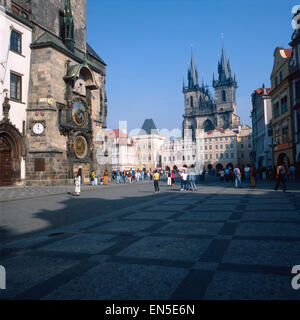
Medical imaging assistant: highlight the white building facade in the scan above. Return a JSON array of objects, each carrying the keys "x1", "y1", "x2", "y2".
[
  {"x1": 106, "y1": 129, "x2": 136, "y2": 171},
  {"x1": 251, "y1": 87, "x2": 273, "y2": 169},
  {"x1": 0, "y1": 2, "x2": 32, "y2": 185}
]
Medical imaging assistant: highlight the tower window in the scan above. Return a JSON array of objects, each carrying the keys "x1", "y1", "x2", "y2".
[
  {"x1": 222, "y1": 90, "x2": 226, "y2": 102},
  {"x1": 190, "y1": 96, "x2": 193, "y2": 107}
]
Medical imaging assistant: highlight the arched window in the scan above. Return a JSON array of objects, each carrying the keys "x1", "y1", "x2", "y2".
[{"x1": 190, "y1": 96, "x2": 193, "y2": 107}]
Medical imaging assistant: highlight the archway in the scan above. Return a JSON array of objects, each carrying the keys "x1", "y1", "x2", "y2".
[
  {"x1": 226, "y1": 163, "x2": 234, "y2": 169},
  {"x1": 203, "y1": 119, "x2": 214, "y2": 132},
  {"x1": 216, "y1": 163, "x2": 224, "y2": 171},
  {"x1": 0, "y1": 136, "x2": 12, "y2": 185},
  {"x1": 0, "y1": 122, "x2": 25, "y2": 186}
]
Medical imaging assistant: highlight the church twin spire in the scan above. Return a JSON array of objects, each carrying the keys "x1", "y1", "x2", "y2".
[{"x1": 184, "y1": 43, "x2": 237, "y2": 92}]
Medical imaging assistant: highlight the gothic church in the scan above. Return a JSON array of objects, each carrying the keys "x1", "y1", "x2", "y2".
[{"x1": 183, "y1": 45, "x2": 241, "y2": 138}]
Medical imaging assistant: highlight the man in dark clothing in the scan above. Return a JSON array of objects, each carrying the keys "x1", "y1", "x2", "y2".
[{"x1": 274, "y1": 163, "x2": 287, "y2": 192}]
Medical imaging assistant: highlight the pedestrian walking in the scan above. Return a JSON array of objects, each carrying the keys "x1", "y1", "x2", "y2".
[
  {"x1": 104, "y1": 169, "x2": 109, "y2": 185},
  {"x1": 90, "y1": 170, "x2": 95, "y2": 185},
  {"x1": 219, "y1": 169, "x2": 225, "y2": 182},
  {"x1": 94, "y1": 172, "x2": 98, "y2": 186},
  {"x1": 275, "y1": 162, "x2": 287, "y2": 192},
  {"x1": 167, "y1": 171, "x2": 172, "y2": 186},
  {"x1": 180, "y1": 170, "x2": 188, "y2": 191},
  {"x1": 128, "y1": 171, "x2": 132, "y2": 184},
  {"x1": 74, "y1": 168, "x2": 82, "y2": 196},
  {"x1": 153, "y1": 170, "x2": 160, "y2": 192},
  {"x1": 171, "y1": 170, "x2": 175, "y2": 187},
  {"x1": 116, "y1": 170, "x2": 121, "y2": 184},
  {"x1": 250, "y1": 165, "x2": 256, "y2": 187},
  {"x1": 289, "y1": 164, "x2": 296, "y2": 183},
  {"x1": 234, "y1": 165, "x2": 242, "y2": 188},
  {"x1": 188, "y1": 167, "x2": 197, "y2": 191}
]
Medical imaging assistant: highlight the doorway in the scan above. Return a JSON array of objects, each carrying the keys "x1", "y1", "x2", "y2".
[{"x1": 0, "y1": 138, "x2": 12, "y2": 186}]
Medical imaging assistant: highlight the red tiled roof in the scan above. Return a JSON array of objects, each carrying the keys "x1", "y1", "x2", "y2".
[
  {"x1": 254, "y1": 88, "x2": 271, "y2": 96},
  {"x1": 106, "y1": 129, "x2": 133, "y2": 145},
  {"x1": 284, "y1": 49, "x2": 292, "y2": 58},
  {"x1": 207, "y1": 129, "x2": 225, "y2": 135}
]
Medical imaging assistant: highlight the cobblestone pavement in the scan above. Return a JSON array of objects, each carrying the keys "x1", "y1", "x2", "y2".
[{"x1": 0, "y1": 178, "x2": 300, "y2": 300}]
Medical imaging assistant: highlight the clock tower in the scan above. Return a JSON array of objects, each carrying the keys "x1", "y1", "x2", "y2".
[{"x1": 25, "y1": 0, "x2": 108, "y2": 185}]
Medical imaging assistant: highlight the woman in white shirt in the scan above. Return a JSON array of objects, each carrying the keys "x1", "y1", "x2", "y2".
[{"x1": 75, "y1": 168, "x2": 82, "y2": 196}]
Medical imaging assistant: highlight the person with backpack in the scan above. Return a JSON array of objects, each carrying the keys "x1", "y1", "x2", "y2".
[{"x1": 275, "y1": 162, "x2": 287, "y2": 192}]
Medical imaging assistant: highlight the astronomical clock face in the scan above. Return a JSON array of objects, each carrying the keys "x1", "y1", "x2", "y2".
[
  {"x1": 72, "y1": 101, "x2": 88, "y2": 127},
  {"x1": 74, "y1": 135, "x2": 88, "y2": 159}
]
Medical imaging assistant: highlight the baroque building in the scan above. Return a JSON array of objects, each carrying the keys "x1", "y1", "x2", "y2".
[
  {"x1": 183, "y1": 45, "x2": 240, "y2": 139},
  {"x1": 270, "y1": 47, "x2": 293, "y2": 167},
  {"x1": 132, "y1": 119, "x2": 164, "y2": 171}
]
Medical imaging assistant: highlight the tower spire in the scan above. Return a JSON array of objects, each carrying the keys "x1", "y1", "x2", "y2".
[
  {"x1": 188, "y1": 48, "x2": 198, "y2": 89},
  {"x1": 218, "y1": 40, "x2": 231, "y2": 81}
]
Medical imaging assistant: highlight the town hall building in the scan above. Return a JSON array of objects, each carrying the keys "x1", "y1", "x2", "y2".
[{"x1": 0, "y1": 0, "x2": 108, "y2": 186}]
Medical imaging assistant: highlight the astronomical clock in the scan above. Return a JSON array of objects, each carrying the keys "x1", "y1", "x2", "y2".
[{"x1": 58, "y1": 61, "x2": 99, "y2": 177}]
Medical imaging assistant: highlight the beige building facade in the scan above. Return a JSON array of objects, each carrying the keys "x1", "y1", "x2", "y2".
[{"x1": 270, "y1": 47, "x2": 293, "y2": 166}]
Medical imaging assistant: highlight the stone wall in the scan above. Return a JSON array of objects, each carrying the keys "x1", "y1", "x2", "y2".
[{"x1": 31, "y1": 0, "x2": 86, "y2": 53}]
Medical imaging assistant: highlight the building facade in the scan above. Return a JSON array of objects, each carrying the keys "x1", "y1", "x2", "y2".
[
  {"x1": 237, "y1": 125, "x2": 253, "y2": 168},
  {"x1": 106, "y1": 129, "x2": 135, "y2": 171},
  {"x1": 162, "y1": 135, "x2": 196, "y2": 171},
  {"x1": 182, "y1": 45, "x2": 240, "y2": 139},
  {"x1": 289, "y1": 8, "x2": 300, "y2": 175},
  {"x1": 132, "y1": 119, "x2": 164, "y2": 171},
  {"x1": 162, "y1": 126, "x2": 253, "y2": 173},
  {"x1": 251, "y1": 86, "x2": 273, "y2": 169},
  {"x1": 0, "y1": 0, "x2": 32, "y2": 186},
  {"x1": 1, "y1": 0, "x2": 108, "y2": 186},
  {"x1": 270, "y1": 47, "x2": 293, "y2": 167}
]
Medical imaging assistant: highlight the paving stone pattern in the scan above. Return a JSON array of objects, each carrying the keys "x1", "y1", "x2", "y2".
[{"x1": 0, "y1": 178, "x2": 300, "y2": 299}]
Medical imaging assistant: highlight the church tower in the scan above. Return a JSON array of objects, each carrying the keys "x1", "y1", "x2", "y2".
[{"x1": 213, "y1": 44, "x2": 240, "y2": 129}]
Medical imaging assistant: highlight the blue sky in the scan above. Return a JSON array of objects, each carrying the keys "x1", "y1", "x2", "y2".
[{"x1": 87, "y1": 0, "x2": 296, "y2": 132}]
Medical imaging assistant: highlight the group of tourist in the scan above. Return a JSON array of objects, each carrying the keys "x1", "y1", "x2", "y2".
[
  {"x1": 74, "y1": 168, "x2": 109, "y2": 196},
  {"x1": 73, "y1": 162, "x2": 297, "y2": 196},
  {"x1": 112, "y1": 169, "x2": 159, "y2": 184},
  {"x1": 217, "y1": 162, "x2": 296, "y2": 192}
]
